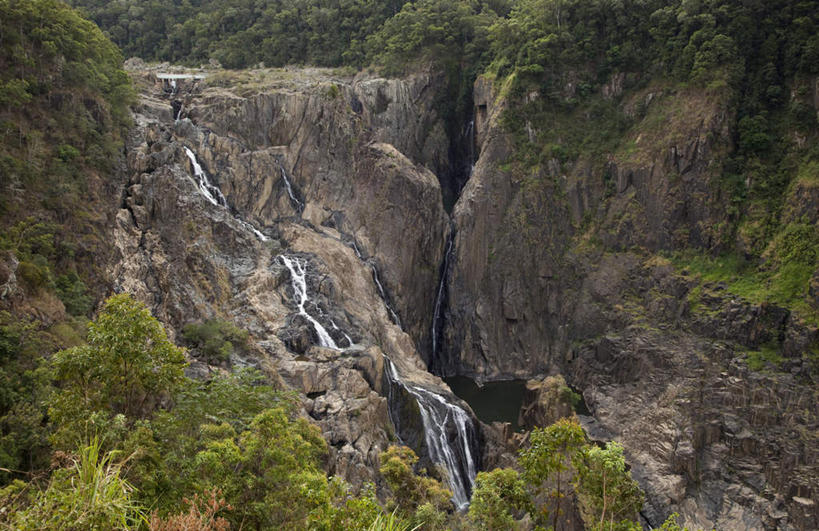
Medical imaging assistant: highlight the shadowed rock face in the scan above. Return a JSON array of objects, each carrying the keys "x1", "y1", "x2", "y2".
[
  {"x1": 441, "y1": 75, "x2": 818, "y2": 529},
  {"x1": 112, "y1": 67, "x2": 470, "y2": 490}
]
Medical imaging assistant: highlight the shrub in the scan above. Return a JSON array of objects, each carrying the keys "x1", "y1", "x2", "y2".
[
  {"x1": 182, "y1": 319, "x2": 249, "y2": 363},
  {"x1": 5, "y1": 438, "x2": 145, "y2": 530}
]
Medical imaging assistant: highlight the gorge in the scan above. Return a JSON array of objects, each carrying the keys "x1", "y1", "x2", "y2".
[
  {"x1": 116, "y1": 63, "x2": 816, "y2": 529},
  {"x1": 2, "y1": 1, "x2": 818, "y2": 529}
]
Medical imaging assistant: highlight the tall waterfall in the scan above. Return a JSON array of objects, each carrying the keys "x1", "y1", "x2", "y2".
[
  {"x1": 384, "y1": 358, "x2": 478, "y2": 509},
  {"x1": 431, "y1": 229, "x2": 454, "y2": 366}
]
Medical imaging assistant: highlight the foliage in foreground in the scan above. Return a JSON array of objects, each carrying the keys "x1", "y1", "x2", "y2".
[
  {"x1": 0, "y1": 294, "x2": 391, "y2": 530},
  {"x1": 2, "y1": 439, "x2": 144, "y2": 530},
  {"x1": 470, "y1": 417, "x2": 643, "y2": 530},
  {"x1": 0, "y1": 293, "x2": 666, "y2": 531}
]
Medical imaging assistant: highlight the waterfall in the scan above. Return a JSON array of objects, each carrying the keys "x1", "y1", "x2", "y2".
[
  {"x1": 280, "y1": 167, "x2": 304, "y2": 212},
  {"x1": 278, "y1": 254, "x2": 339, "y2": 350},
  {"x1": 431, "y1": 229, "x2": 454, "y2": 365},
  {"x1": 384, "y1": 357, "x2": 478, "y2": 510},
  {"x1": 175, "y1": 102, "x2": 184, "y2": 122},
  {"x1": 183, "y1": 146, "x2": 268, "y2": 242},
  {"x1": 345, "y1": 237, "x2": 402, "y2": 330},
  {"x1": 328, "y1": 317, "x2": 354, "y2": 348},
  {"x1": 464, "y1": 119, "x2": 475, "y2": 176},
  {"x1": 238, "y1": 219, "x2": 268, "y2": 242},
  {"x1": 371, "y1": 263, "x2": 402, "y2": 329},
  {"x1": 184, "y1": 147, "x2": 227, "y2": 207}
]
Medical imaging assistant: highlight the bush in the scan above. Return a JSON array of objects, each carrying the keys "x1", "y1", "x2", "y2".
[
  {"x1": 378, "y1": 445, "x2": 452, "y2": 514},
  {"x1": 468, "y1": 468, "x2": 530, "y2": 530},
  {"x1": 16, "y1": 260, "x2": 51, "y2": 292},
  {"x1": 5, "y1": 438, "x2": 145, "y2": 530},
  {"x1": 48, "y1": 294, "x2": 187, "y2": 448},
  {"x1": 181, "y1": 319, "x2": 249, "y2": 363},
  {"x1": 55, "y1": 272, "x2": 93, "y2": 316}
]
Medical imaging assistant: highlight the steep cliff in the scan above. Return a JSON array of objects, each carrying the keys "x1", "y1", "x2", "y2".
[
  {"x1": 441, "y1": 73, "x2": 818, "y2": 529},
  {"x1": 111, "y1": 66, "x2": 470, "y2": 490}
]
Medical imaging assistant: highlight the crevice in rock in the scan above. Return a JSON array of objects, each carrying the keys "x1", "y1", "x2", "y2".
[
  {"x1": 440, "y1": 106, "x2": 476, "y2": 213},
  {"x1": 428, "y1": 100, "x2": 478, "y2": 374}
]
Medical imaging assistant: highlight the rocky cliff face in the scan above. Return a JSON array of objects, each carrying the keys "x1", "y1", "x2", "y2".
[
  {"x1": 441, "y1": 75, "x2": 818, "y2": 529},
  {"x1": 107, "y1": 66, "x2": 817, "y2": 528},
  {"x1": 111, "y1": 67, "x2": 469, "y2": 490}
]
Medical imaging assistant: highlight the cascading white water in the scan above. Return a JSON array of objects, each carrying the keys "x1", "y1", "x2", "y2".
[
  {"x1": 280, "y1": 167, "x2": 304, "y2": 211},
  {"x1": 328, "y1": 317, "x2": 354, "y2": 348},
  {"x1": 350, "y1": 240, "x2": 363, "y2": 259},
  {"x1": 384, "y1": 358, "x2": 477, "y2": 510},
  {"x1": 464, "y1": 119, "x2": 475, "y2": 175},
  {"x1": 371, "y1": 264, "x2": 402, "y2": 329},
  {"x1": 238, "y1": 219, "x2": 268, "y2": 242},
  {"x1": 278, "y1": 255, "x2": 339, "y2": 350},
  {"x1": 184, "y1": 147, "x2": 227, "y2": 207},
  {"x1": 345, "y1": 238, "x2": 402, "y2": 330},
  {"x1": 183, "y1": 146, "x2": 268, "y2": 242}
]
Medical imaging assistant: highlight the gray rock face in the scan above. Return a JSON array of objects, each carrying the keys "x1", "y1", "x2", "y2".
[
  {"x1": 106, "y1": 65, "x2": 817, "y2": 528},
  {"x1": 440, "y1": 75, "x2": 818, "y2": 528},
  {"x1": 109, "y1": 68, "x2": 467, "y2": 490},
  {"x1": 182, "y1": 70, "x2": 450, "y2": 354}
]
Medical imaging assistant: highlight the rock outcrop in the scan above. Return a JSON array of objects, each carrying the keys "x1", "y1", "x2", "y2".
[{"x1": 110, "y1": 65, "x2": 817, "y2": 528}]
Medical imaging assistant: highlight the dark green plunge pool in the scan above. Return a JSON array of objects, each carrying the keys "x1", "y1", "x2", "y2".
[{"x1": 444, "y1": 376, "x2": 528, "y2": 432}]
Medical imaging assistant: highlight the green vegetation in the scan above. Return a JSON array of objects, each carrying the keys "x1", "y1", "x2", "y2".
[
  {"x1": 745, "y1": 344, "x2": 786, "y2": 372},
  {"x1": 5, "y1": 439, "x2": 145, "y2": 530},
  {"x1": 47, "y1": 294, "x2": 187, "y2": 449},
  {"x1": 519, "y1": 416, "x2": 586, "y2": 527},
  {"x1": 68, "y1": 0, "x2": 412, "y2": 68},
  {"x1": 468, "y1": 468, "x2": 530, "y2": 529},
  {"x1": 468, "y1": 417, "x2": 644, "y2": 530},
  {"x1": 1, "y1": 0, "x2": 816, "y2": 526},
  {"x1": 0, "y1": 0, "x2": 135, "y2": 398},
  {"x1": 0, "y1": 292, "x2": 650, "y2": 529},
  {"x1": 378, "y1": 445, "x2": 452, "y2": 525},
  {"x1": 0, "y1": 294, "x2": 403, "y2": 529},
  {"x1": 181, "y1": 318, "x2": 250, "y2": 363},
  {"x1": 670, "y1": 244, "x2": 818, "y2": 325}
]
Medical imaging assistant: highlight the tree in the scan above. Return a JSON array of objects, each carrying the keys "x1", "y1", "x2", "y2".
[
  {"x1": 468, "y1": 468, "x2": 531, "y2": 530},
  {"x1": 572, "y1": 441, "x2": 644, "y2": 530},
  {"x1": 378, "y1": 445, "x2": 452, "y2": 515},
  {"x1": 181, "y1": 318, "x2": 249, "y2": 364},
  {"x1": 191, "y1": 407, "x2": 332, "y2": 529},
  {"x1": 48, "y1": 294, "x2": 186, "y2": 448},
  {"x1": 518, "y1": 416, "x2": 585, "y2": 529}
]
